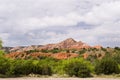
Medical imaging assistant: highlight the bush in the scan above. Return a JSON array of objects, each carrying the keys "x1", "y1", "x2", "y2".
[
  {"x1": 78, "y1": 49, "x2": 86, "y2": 54},
  {"x1": 11, "y1": 60, "x2": 34, "y2": 75},
  {"x1": 95, "y1": 58, "x2": 120, "y2": 75},
  {"x1": 11, "y1": 60, "x2": 52, "y2": 76},
  {"x1": 0, "y1": 57, "x2": 11, "y2": 75},
  {"x1": 0, "y1": 39, "x2": 2, "y2": 48},
  {"x1": 41, "y1": 65, "x2": 52, "y2": 75},
  {"x1": 41, "y1": 49, "x2": 49, "y2": 53},
  {"x1": 25, "y1": 49, "x2": 40, "y2": 54},
  {"x1": 114, "y1": 47, "x2": 120, "y2": 50},
  {"x1": 112, "y1": 53, "x2": 120, "y2": 64},
  {"x1": 64, "y1": 58, "x2": 92, "y2": 77}
]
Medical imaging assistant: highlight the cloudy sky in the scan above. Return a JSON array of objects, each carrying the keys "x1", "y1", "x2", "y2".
[{"x1": 0, "y1": 0, "x2": 120, "y2": 47}]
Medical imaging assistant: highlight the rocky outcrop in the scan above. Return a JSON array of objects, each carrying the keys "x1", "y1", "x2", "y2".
[
  {"x1": 93, "y1": 45, "x2": 102, "y2": 49},
  {"x1": 53, "y1": 52, "x2": 79, "y2": 59},
  {"x1": 5, "y1": 38, "x2": 103, "y2": 60},
  {"x1": 10, "y1": 46, "x2": 25, "y2": 52},
  {"x1": 6, "y1": 52, "x2": 79, "y2": 60},
  {"x1": 39, "y1": 38, "x2": 91, "y2": 50},
  {"x1": 1, "y1": 47, "x2": 13, "y2": 53},
  {"x1": 10, "y1": 45, "x2": 43, "y2": 52},
  {"x1": 7, "y1": 38, "x2": 102, "y2": 52}
]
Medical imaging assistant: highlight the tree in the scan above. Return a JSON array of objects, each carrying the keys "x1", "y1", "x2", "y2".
[
  {"x1": 112, "y1": 53, "x2": 120, "y2": 64},
  {"x1": 64, "y1": 58, "x2": 92, "y2": 77},
  {"x1": 95, "y1": 58, "x2": 120, "y2": 75},
  {"x1": 114, "y1": 47, "x2": 120, "y2": 50},
  {"x1": 0, "y1": 39, "x2": 2, "y2": 48},
  {"x1": 0, "y1": 39, "x2": 4, "y2": 57}
]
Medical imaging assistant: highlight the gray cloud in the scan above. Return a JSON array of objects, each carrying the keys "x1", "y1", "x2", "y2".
[{"x1": 0, "y1": 0, "x2": 120, "y2": 47}]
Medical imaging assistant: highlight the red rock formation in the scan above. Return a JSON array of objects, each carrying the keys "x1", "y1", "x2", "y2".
[
  {"x1": 93, "y1": 45, "x2": 102, "y2": 49},
  {"x1": 83, "y1": 53, "x2": 89, "y2": 59},
  {"x1": 39, "y1": 38, "x2": 91, "y2": 50},
  {"x1": 6, "y1": 52, "x2": 79, "y2": 60},
  {"x1": 9, "y1": 38, "x2": 102, "y2": 52},
  {"x1": 53, "y1": 52, "x2": 79, "y2": 60}
]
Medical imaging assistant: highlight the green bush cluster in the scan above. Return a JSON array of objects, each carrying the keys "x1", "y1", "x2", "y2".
[
  {"x1": 0, "y1": 58, "x2": 53, "y2": 77},
  {"x1": 40, "y1": 48, "x2": 61, "y2": 53},
  {"x1": 25, "y1": 49, "x2": 40, "y2": 54},
  {"x1": 64, "y1": 60, "x2": 91, "y2": 77},
  {"x1": 0, "y1": 56, "x2": 94, "y2": 78},
  {"x1": 95, "y1": 58, "x2": 120, "y2": 75},
  {"x1": 0, "y1": 57, "x2": 11, "y2": 75},
  {"x1": 0, "y1": 53, "x2": 120, "y2": 78}
]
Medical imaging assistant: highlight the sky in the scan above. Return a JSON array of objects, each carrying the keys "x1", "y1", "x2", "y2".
[{"x1": 0, "y1": 0, "x2": 120, "y2": 47}]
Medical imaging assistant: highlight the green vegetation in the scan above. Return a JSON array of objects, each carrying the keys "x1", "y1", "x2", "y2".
[
  {"x1": 0, "y1": 39, "x2": 120, "y2": 78},
  {"x1": 64, "y1": 58, "x2": 92, "y2": 77},
  {"x1": 40, "y1": 48, "x2": 61, "y2": 53},
  {"x1": 95, "y1": 58, "x2": 120, "y2": 75},
  {"x1": 0, "y1": 50, "x2": 120, "y2": 77},
  {"x1": 0, "y1": 58, "x2": 53, "y2": 77},
  {"x1": 25, "y1": 49, "x2": 40, "y2": 54},
  {"x1": 0, "y1": 39, "x2": 2, "y2": 48}
]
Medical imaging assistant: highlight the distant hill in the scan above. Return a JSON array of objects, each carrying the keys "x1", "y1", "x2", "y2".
[
  {"x1": 1, "y1": 47, "x2": 13, "y2": 53},
  {"x1": 4, "y1": 38, "x2": 102, "y2": 53},
  {"x1": 4, "y1": 38, "x2": 106, "y2": 60},
  {"x1": 39, "y1": 38, "x2": 91, "y2": 50}
]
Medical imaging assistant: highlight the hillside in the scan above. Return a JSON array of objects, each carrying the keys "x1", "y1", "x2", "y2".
[
  {"x1": 3, "y1": 38, "x2": 102, "y2": 53},
  {"x1": 4, "y1": 38, "x2": 105, "y2": 60}
]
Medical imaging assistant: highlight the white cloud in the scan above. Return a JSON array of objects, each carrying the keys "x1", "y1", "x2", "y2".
[
  {"x1": 18, "y1": 12, "x2": 82, "y2": 30},
  {"x1": 0, "y1": 0, "x2": 120, "y2": 47},
  {"x1": 84, "y1": 1, "x2": 120, "y2": 25}
]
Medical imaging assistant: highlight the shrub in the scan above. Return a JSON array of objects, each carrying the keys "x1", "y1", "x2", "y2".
[
  {"x1": 0, "y1": 57, "x2": 11, "y2": 75},
  {"x1": 114, "y1": 47, "x2": 120, "y2": 50},
  {"x1": 50, "y1": 48, "x2": 61, "y2": 53},
  {"x1": 95, "y1": 58, "x2": 120, "y2": 75},
  {"x1": 12, "y1": 60, "x2": 53, "y2": 76},
  {"x1": 78, "y1": 49, "x2": 86, "y2": 54},
  {"x1": 112, "y1": 53, "x2": 120, "y2": 64},
  {"x1": 0, "y1": 39, "x2": 2, "y2": 48},
  {"x1": 0, "y1": 57, "x2": 53, "y2": 77},
  {"x1": 86, "y1": 55, "x2": 97, "y2": 63},
  {"x1": 64, "y1": 58, "x2": 92, "y2": 77},
  {"x1": 12, "y1": 60, "x2": 34, "y2": 75},
  {"x1": 25, "y1": 49, "x2": 40, "y2": 54},
  {"x1": 41, "y1": 49, "x2": 49, "y2": 53},
  {"x1": 41, "y1": 65, "x2": 52, "y2": 75}
]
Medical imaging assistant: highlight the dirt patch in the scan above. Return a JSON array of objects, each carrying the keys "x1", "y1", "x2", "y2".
[{"x1": 0, "y1": 78, "x2": 120, "y2": 80}]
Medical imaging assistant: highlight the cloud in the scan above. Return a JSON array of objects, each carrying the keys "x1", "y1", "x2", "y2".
[
  {"x1": 84, "y1": 1, "x2": 120, "y2": 25},
  {"x1": 0, "y1": 0, "x2": 120, "y2": 47},
  {"x1": 17, "y1": 12, "x2": 82, "y2": 30}
]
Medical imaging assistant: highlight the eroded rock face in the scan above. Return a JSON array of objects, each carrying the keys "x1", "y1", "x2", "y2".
[
  {"x1": 5, "y1": 52, "x2": 79, "y2": 60},
  {"x1": 8, "y1": 38, "x2": 102, "y2": 52},
  {"x1": 39, "y1": 38, "x2": 91, "y2": 50},
  {"x1": 10, "y1": 45, "x2": 43, "y2": 52},
  {"x1": 5, "y1": 38, "x2": 103, "y2": 60},
  {"x1": 39, "y1": 38, "x2": 77, "y2": 50},
  {"x1": 93, "y1": 45, "x2": 102, "y2": 49},
  {"x1": 10, "y1": 46, "x2": 25, "y2": 52},
  {"x1": 53, "y1": 52, "x2": 79, "y2": 60}
]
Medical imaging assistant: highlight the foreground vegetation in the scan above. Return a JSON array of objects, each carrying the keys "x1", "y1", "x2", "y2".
[
  {"x1": 0, "y1": 40, "x2": 120, "y2": 78},
  {"x1": 0, "y1": 51, "x2": 120, "y2": 78}
]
